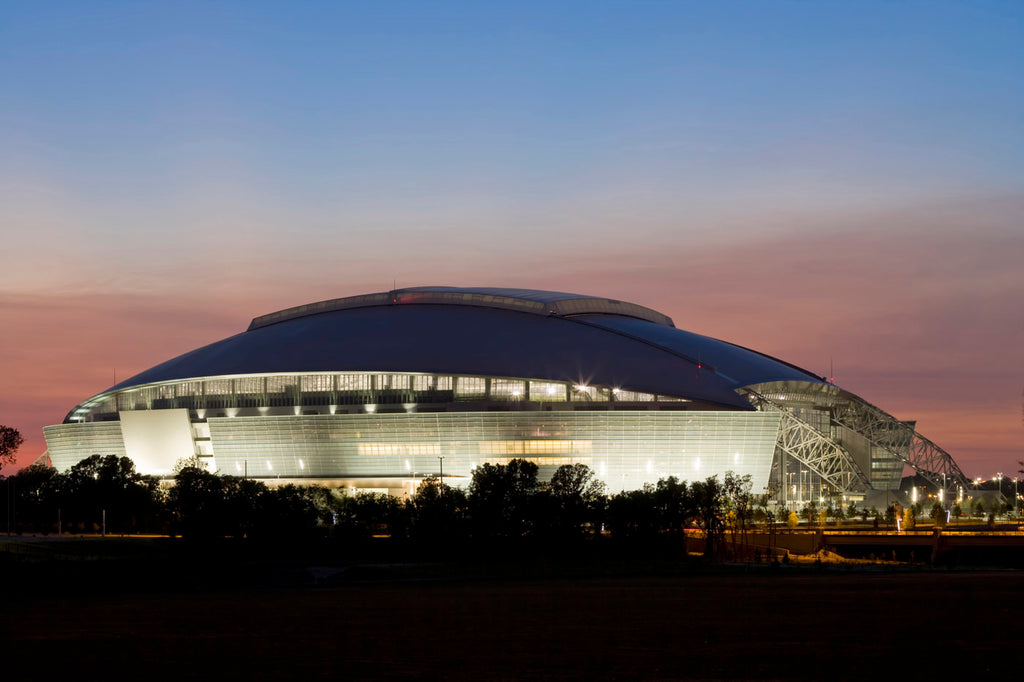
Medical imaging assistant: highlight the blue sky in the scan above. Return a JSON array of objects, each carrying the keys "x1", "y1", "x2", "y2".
[{"x1": 4, "y1": 1, "x2": 1020, "y2": 256}]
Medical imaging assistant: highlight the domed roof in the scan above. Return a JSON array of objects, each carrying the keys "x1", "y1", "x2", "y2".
[{"x1": 108, "y1": 286, "x2": 823, "y2": 409}]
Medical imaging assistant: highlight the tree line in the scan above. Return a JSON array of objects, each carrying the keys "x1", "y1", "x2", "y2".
[{"x1": 3, "y1": 454, "x2": 766, "y2": 559}]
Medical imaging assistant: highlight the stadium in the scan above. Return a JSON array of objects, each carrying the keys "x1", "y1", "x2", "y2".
[{"x1": 43, "y1": 286, "x2": 968, "y2": 504}]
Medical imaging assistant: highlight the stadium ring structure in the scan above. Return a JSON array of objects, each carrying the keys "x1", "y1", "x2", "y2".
[{"x1": 43, "y1": 286, "x2": 968, "y2": 504}]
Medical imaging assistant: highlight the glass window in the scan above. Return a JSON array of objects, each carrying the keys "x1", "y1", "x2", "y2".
[
  {"x1": 205, "y1": 379, "x2": 232, "y2": 395},
  {"x1": 235, "y1": 377, "x2": 263, "y2": 394},
  {"x1": 301, "y1": 374, "x2": 333, "y2": 392},
  {"x1": 454, "y1": 376, "x2": 486, "y2": 398},
  {"x1": 491, "y1": 379, "x2": 525, "y2": 400},
  {"x1": 530, "y1": 381, "x2": 566, "y2": 402}
]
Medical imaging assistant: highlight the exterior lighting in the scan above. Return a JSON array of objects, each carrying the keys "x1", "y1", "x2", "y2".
[{"x1": 298, "y1": 459, "x2": 304, "y2": 470}]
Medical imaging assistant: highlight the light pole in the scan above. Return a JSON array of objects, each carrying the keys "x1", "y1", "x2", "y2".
[
  {"x1": 438, "y1": 456, "x2": 445, "y2": 487},
  {"x1": 1017, "y1": 459, "x2": 1024, "y2": 517},
  {"x1": 1014, "y1": 477, "x2": 1019, "y2": 518}
]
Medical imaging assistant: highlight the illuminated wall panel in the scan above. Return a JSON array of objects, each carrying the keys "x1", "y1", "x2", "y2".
[
  {"x1": 206, "y1": 411, "x2": 781, "y2": 493},
  {"x1": 120, "y1": 408, "x2": 196, "y2": 477},
  {"x1": 43, "y1": 422, "x2": 128, "y2": 472}
]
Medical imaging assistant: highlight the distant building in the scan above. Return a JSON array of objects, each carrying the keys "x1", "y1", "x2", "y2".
[{"x1": 43, "y1": 287, "x2": 968, "y2": 500}]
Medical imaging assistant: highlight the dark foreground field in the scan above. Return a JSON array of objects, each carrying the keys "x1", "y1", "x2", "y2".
[{"x1": 3, "y1": 559, "x2": 1022, "y2": 680}]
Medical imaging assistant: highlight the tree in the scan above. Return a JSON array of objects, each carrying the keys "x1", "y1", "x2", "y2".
[
  {"x1": 902, "y1": 506, "x2": 915, "y2": 530},
  {"x1": 338, "y1": 490, "x2": 411, "y2": 540},
  {"x1": 722, "y1": 472, "x2": 753, "y2": 529},
  {"x1": 261, "y1": 484, "x2": 335, "y2": 539},
  {"x1": 930, "y1": 501, "x2": 945, "y2": 527},
  {"x1": 8, "y1": 462, "x2": 60, "y2": 533},
  {"x1": 411, "y1": 476, "x2": 467, "y2": 545},
  {"x1": 468, "y1": 458, "x2": 539, "y2": 540},
  {"x1": 0, "y1": 425, "x2": 24, "y2": 469},
  {"x1": 167, "y1": 459, "x2": 227, "y2": 538},
  {"x1": 803, "y1": 500, "x2": 819, "y2": 527},
  {"x1": 61, "y1": 454, "x2": 163, "y2": 534},
  {"x1": 691, "y1": 476, "x2": 725, "y2": 560},
  {"x1": 219, "y1": 477, "x2": 270, "y2": 538},
  {"x1": 723, "y1": 472, "x2": 753, "y2": 559},
  {"x1": 606, "y1": 486, "x2": 658, "y2": 539},
  {"x1": 547, "y1": 463, "x2": 605, "y2": 539},
  {"x1": 654, "y1": 476, "x2": 691, "y2": 537}
]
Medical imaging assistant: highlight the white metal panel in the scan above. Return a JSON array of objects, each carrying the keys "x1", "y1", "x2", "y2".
[{"x1": 120, "y1": 408, "x2": 196, "y2": 476}]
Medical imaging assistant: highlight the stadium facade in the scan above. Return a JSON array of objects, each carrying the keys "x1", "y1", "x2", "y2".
[{"x1": 43, "y1": 287, "x2": 968, "y2": 502}]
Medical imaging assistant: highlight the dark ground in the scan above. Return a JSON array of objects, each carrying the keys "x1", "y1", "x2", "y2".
[
  {"x1": 2, "y1": 537, "x2": 1022, "y2": 680},
  {"x1": 3, "y1": 569, "x2": 1022, "y2": 679}
]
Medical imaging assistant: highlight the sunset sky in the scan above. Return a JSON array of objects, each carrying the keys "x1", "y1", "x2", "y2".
[{"x1": 2, "y1": 1, "x2": 1022, "y2": 476}]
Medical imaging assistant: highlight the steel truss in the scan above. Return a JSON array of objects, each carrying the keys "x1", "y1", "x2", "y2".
[
  {"x1": 830, "y1": 394, "x2": 970, "y2": 490},
  {"x1": 746, "y1": 391, "x2": 871, "y2": 493}
]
